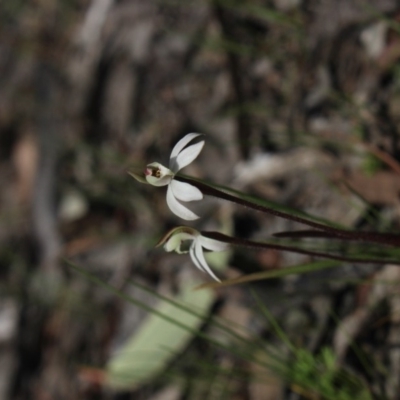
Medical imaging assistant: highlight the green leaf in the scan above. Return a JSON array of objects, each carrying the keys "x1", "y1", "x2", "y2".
[
  {"x1": 198, "y1": 260, "x2": 340, "y2": 289},
  {"x1": 106, "y1": 278, "x2": 215, "y2": 390}
]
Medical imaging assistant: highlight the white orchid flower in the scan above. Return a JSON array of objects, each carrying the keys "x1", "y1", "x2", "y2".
[
  {"x1": 157, "y1": 227, "x2": 229, "y2": 282},
  {"x1": 142, "y1": 133, "x2": 205, "y2": 220}
]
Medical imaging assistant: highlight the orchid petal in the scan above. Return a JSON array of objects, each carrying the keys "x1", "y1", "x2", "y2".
[
  {"x1": 164, "y1": 232, "x2": 195, "y2": 253},
  {"x1": 146, "y1": 175, "x2": 172, "y2": 186},
  {"x1": 193, "y1": 240, "x2": 221, "y2": 282},
  {"x1": 189, "y1": 245, "x2": 207, "y2": 273},
  {"x1": 166, "y1": 185, "x2": 200, "y2": 220},
  {"x1": 170, "y1": 133, "x2": 202, "y2": 163},
  {"x1": 170, "y1": 180, "x2": 203, "y2": 202},
  {"x1": 145, "y1": 162, "x2": 173, "y2": 186},
  {"x1": 156, "y1": 226, "x2": 198, "y2": 248},
  {"x1": 171, "y1": 141, "x2": 204, "y2": 172},
  {"x1": 199, "y1": 236, "x2": 229, "y2": 252}
]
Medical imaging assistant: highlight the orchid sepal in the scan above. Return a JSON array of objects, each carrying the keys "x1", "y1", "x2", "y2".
[{"x1": 128, "y1": 170, "x2": 149, "y2": 184}]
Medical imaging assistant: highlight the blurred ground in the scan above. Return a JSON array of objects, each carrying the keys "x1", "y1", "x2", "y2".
[{"x1": 1, "y1": 0, "x2": 400, "y2": 399}]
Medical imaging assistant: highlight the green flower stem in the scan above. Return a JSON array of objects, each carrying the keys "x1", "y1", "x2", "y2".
[
  {"x1": 175, "y1": 175, "x2": 400, "y2": 247},
  {"x1": 201, "y1": 231, "x2": 400, "y2": 265}
]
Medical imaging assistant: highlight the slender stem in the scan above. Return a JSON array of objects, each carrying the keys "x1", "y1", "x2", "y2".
[
  {"x1": 175, "y1": 175, "x2": 400, "y2": 247},
  {"x1": 201, "y1": 231, "x2": 400, "y2": 266},
  {"x1": 273, "y1": 229, "x2": 400, "y2": 242}
]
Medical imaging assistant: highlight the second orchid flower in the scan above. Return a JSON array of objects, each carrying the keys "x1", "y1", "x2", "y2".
[{"x1": 157, "y1": 227, "x2": 229, "y2": 282}]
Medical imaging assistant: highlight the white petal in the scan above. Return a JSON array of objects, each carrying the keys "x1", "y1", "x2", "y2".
[
  {"x1": 166, "y1": 185, "x2": 200, "y2": 220},
  {"x1": 193, "y1": 240, "x2": 221, "y2": 282},
  {"x1": 172, "y1": 141, "x2": 204, "y2": 172},
  {"x1": 190, "y1": 245, "x2": 207, "y2": 273},
  {"x1": 170, "y1": 180, "x2": 203, "y2": 202},
  {"x1": 170, "y1": 133, "x2": 202, "y2": 162},
  {"x1": 199, "y1": 236, "x2": 229, "y2": 252}
]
